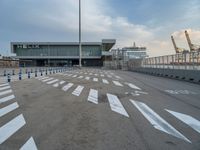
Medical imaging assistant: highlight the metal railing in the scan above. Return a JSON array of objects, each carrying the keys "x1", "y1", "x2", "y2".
[{"x1": 141, "y1": 51, "x2": 200, "y2": 70}]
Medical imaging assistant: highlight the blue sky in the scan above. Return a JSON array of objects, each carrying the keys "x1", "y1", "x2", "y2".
[{"x1": 0, "y1": 0, "x2": 200, "y2": 56}]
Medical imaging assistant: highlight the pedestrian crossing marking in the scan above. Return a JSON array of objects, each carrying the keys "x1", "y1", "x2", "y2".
[
  {"x1": 88, "y1": 89, "x2": 98, "y2": 104},
  {"x1": 102, "y1": 79, "x2": 109, "y2": 84},
  {"x1": 113, "y1": 81, "x2": 123, "y2": 87},
  {"x1": 0, "y1": 102, "x2": 19, "y2": 117},
  {"x1": 20, "y1": 137, "x2": 38, "y2": 150},
  {"x1": 0, "y1": 114, "x2": 26, "y2": 144},
  {"x1": 107, "y1": 93, "x2": 129, "y2": 117},
  {"x1": 0, "y1": 89, "x2": 12, "y2": 96},
  {"x1": 166, "y1": 109, "x2": 200, "y2": 134},
  {"x1": 130, "y1": 100, "x2": 191, "y2": 143},
  {"x1": 62, "y1": 83, "x2": 74, "y2": 92},
  {"x1": 72, "y1": 85, "x2": 84, "y2": 96},
  {"x1": 0, "y1": 95, "x2": 15, "y2": 104}
]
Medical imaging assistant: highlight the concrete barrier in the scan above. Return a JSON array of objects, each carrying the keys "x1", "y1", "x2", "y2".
[{"x1": 132, "y1": 68, "x2": 200, "y2": 84}]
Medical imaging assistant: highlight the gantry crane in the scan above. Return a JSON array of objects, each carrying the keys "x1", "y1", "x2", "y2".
[
  {"x1": 185, "y1": 30, "x2": 200, "y2": 52},
  {"x1": 171, "y1": 36, "x2": 188, "y2": 54}
]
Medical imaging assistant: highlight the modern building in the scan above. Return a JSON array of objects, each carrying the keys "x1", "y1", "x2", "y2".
[
  {"x1": 11, "y1": 39, "x2": 115, "y2": 67},
  {"x1": 111, "y1": 42, "x2": 148, "y2": 61}
]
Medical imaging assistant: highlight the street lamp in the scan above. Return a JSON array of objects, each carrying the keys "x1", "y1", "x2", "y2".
[{"x1": 79, "y1": 0, "x2": 82, "y2": 68}]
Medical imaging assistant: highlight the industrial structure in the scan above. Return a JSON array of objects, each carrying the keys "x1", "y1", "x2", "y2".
[{"x1": 11, "y1": 39, "x2": 116, "y2": 67}]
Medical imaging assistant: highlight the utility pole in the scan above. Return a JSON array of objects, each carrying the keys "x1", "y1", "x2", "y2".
[{"x1": 79, "y1": 0, "x2": 82, "y2": 68}]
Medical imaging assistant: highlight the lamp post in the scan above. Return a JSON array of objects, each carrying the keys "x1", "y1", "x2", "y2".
[{"x1": 79, "y1": 0, "x2": 82, "y2": 68}]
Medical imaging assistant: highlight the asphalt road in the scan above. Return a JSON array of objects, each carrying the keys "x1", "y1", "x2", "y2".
[{"x1": 0, "y1": 68, "x2": 200, "y2": 150}]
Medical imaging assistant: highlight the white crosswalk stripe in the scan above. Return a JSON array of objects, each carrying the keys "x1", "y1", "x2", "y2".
[
  {"x1": 0, "y1": 86, "x2": 11, "y2": 91},
  {"x1": 0, "y1": 102, "x2": 19, "y2": 117},
  {"x1": 78, "y1": 76, "x2": 83, "y2": 79},
  {"x1": 166, "y1": 109, "x2": 200, "y2": 134},
  {"x1": 72, "y1": 85, "x2": 84, "y2": 96},
  {"x1": 47, "y1": 79, "x2": 59, "y2": 84},
  {"x1": 113, "y1": 81, "x2": 123, "y2": 87},
  {"x1": 85, "y1": 77, "x2": 90, "y2": 80},
  {"x1": 0, "y1": 83, "x2": 9, "y2": 87},
  {"x1": 20, "y1": 137, "x2": 38, "y2": 150},
  {"x1": 62, "y1": 83, "x2": 74, "y2": 92},
  {"x1": 53, "y1": 83, "x2": 59, "y2": 87},
  {"x1": 42, "y1": 78, "x2": 54, "y2": 82},
  {"x1": 72, "y1": 75, "x2": 78, "y2": 78},
  {"x1": 87, "y1": 89, "x2": 98, "y2": 104},
  {"x1": 102, "y1": 79, "x2": 109, "y2": 84},
  {"x1": 130, "y1": 100, "x2": 191, "y2": 143},
  {"x1": 59, "y1": 81, "x2": 66, "y2": 85},
  {"x1": 100, "y1": 74, "x2": 104, "y2": 77},
  {"x1": 0, "y1": 95, "x2": 15, "y2": 104},
  {"x1": 125, "y1": 82, "x2": 141, "y2": 90},
  {"x1": 107, "y1": 94, "x2": 129, "y2": 117},
  {"x1": 0, "y1": 89, "x2": 12, "y2": 96},
  {"x1": 0, "y1": 114, "x2": 26, "y2": 144},
  {"x1": 93, "y1": 78, "x2": 98, "y2": 82}
]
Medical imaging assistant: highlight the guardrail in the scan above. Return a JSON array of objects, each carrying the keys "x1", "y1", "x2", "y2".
[{"x1": 141, "y1": 52, "x2": 200, "y2": 70}]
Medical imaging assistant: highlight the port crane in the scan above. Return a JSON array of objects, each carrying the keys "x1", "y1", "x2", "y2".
[
  {"x1": 171, "y1": 36, "x2": 188, "y2": 54},
  {"x1": 185, "y1": 30, "x2": 200, "y2": 52}
]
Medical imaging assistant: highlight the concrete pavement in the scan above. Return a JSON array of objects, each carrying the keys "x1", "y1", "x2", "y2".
[{"x1": 0, "y1": 68, "x2": 200, "y2": 150}]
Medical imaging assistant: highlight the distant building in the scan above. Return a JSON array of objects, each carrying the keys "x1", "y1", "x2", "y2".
[
  {"x1": 111, "y1": 42, "x2": 148, "y2": 61},
  {"x1": 11, "y1": 39, "x2": 116, "y2": 67},
  {"x1": 0, "y1": 56, "x2": 19, "y2": 68}
]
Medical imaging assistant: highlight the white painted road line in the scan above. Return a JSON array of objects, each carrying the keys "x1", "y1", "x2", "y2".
[
  {"x1": 166, "y1": 109, "x2": 200, "y2": 134},
  {"x1": 62, "y1": 83, "x2": 74, "y2": 92},
  {"x1": 72, "y1": 75, "x2": 78, "y2": 78},
  {"x1": 113, "y1": 81, "x2": 123, "y2": 87},
  {"x1": 0, "y1": 95, "x2": 15, "y2": 104},
  {"x1": 42, "y1": 78, "x2": 54, "y2": 82},
  {"x1": 20, "y1": 137, "x2": 38, "y2": 150},
  {"x1": 85, "y1": 77, "x2": 90, "y2": 80},
  {"x1": 72, "y1": 85, "x2": 84, "y2": 96},
  {"x1": 87, "y1": 89, "x2": 98, "y2": 104},
  {"x1": 38, "y1": 77, "x2": 49, "y2": 80},
  {"x1": 0, "y1": 86, "x2": 11, "y2": 91},
  {"x1": 130, "y1": 100, "x2": 191, "y2": 143},
  {"x1": 107, "y1": 75, "x2": 112, "y2": 78},
  {"x1": 53, "y1": 83, "x2": 59, "y2": 87},
  {"x1": 47, "y1": 79, "x2": 59, "y2": 84},
  {"x1": 0, "y1": 83, "x2": 9, "y2": 87},
  {"x1": 100, "y1": 74, "x2": 104, "y2": 77},
  {"x1": 0, "y1": 89, "x2": 12, "y2": 96},
  {"x1": 102, "y1": 79, "x2": 109, "y2": 84},
  {"x1": 125, "y1": 83, "x2": 141, "y2": 90},
  {"x1": 78, "y1": 76, "x2": 83, "y2": 79},
  {"x1": 0, "y1": 114, "x2": 26, "y2": 144},
  {"x1": 0, "y1": 102, "x2": 19, "y2": 117},
  {"x1": 94, "y1": 74, "x2": 98, "y2": 76},
  {"x1": 93, "y1": 78, "x2": 98, "y2": 82},
  {"x1": 107, "y1": 94, "x2": 129, "y2": 117},
  {"x1": 59, "y1": 81, "x2": 66, "y2": 85}
]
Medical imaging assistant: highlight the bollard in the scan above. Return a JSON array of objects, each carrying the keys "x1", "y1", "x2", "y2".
[
  {"x1": 46, "y1": 69, "x2": 48, "y2": 75},
  {"x1": 26, "y1": 69, "x2": 28, "y2": 74},
  {"x1": 53, "y1": 69, "x2": 55, "y2": 74},
  {"x1": 28, "y1": 72, "x2": 30, "y2": 79},
  {"x1": 4, "y1": 70, "x2": 6, "y2": 76},
  {"x1": 12, "y1": 70, "x2": 15, "y2": 75},
  {"x1": 7, "y1": 73, "x2": 11, "y2": 83},
  {"x1": 31, "y1": 69, "x2": 33, "y2": 73},
  {"x1": 41, "y1": 71, "x2": 43, "y2": 76},
  {"x1": 35, "y1": 70, "x2": 37, "y2": 77},
  {"x1": 19, "y1": 72, "x2": 22, "y2": 80}
]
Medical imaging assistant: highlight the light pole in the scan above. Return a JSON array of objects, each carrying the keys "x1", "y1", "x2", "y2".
[{"x1": 79, "y1": 0, "x2": 82, "y2": 68}]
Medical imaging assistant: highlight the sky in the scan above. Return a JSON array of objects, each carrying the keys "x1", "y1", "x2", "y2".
[{"x1": 0, "y1": 0, "x2": 200, "y2": 57}]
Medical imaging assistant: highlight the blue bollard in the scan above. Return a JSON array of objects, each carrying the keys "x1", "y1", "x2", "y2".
[
  {"x1": 35, "y1": 71, "x2": 37, "y2": 77},
  {"x1": 19, "y1": 72, "x2": 22, "y2": 80},
  {"x1": 4, "y1": 70, "x2": 6, "y2": 76},
  {"x1": 26, "y1": 69, "x2": 28, "y2": 74},
  {"x1": 7, "y1": 73, "x2": 11, "y2": 82},
  {"x1": 46, "y1": 69, "x2": 48, "y2": 75},
  {"x1": 41, "y1": 71, "x2": 43, "y2": 76},
  {"x1": 12, "y1": 70, "x2": 15, "y2": 75},
  {"x1": 28, "y1": 72, "x2": 30, "y2": 79}
]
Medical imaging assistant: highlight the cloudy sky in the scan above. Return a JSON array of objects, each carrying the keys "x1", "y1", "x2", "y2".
[{"x1": 0, "y1": 0, "x2": 200, "y2": 57}]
